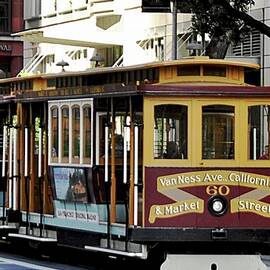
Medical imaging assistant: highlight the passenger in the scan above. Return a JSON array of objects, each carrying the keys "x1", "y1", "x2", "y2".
[
  {"x1": 51, "y1": 147, "x2": 57, "y2": 157},
  {"x1": 259, "y1": 145, "x2": 269, "y2": 160},
  {"x1": 115, "y1": 134, "x2": 123, "y2": 158},
  {"x1": 166, "y1": 141, "x2": 179, "y2": 159}
]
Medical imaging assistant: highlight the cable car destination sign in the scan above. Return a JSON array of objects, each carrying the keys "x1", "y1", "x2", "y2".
[{"x1": 147, "y1": 170, "x2": 270, "y2": 225}]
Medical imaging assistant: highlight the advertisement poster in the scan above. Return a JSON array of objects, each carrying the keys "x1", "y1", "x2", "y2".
[{"x1": 52, "y1": 167, "x2": 88, "y2": 203}]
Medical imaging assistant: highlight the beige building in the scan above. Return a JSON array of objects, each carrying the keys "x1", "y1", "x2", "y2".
[
  {"x1": 14, "y1": 0, "x2": 270, "y2": 87},
  {"x1": 15, "y1": 0, "x2": 193, "y2": 74}
]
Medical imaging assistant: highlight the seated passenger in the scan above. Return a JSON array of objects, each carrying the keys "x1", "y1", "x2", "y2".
[
  {"x1": 259, "y1": 145, "x2": 269, "y2": 160},
  {"x1": 166, "y1": 141, "x2": 179, "y2": 159}
]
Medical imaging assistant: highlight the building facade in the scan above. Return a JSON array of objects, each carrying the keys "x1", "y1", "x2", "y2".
[
  {"x1": 253, "y1": 0, "x2": 270, "y2": 86},
  {"x1": 17, "y1": 0, "x2": 192, "y2": 75},
  {"x1": 0, "y1": 0, "x2": 24, "y2": 77},
  {"x1": 15, "y1": 0, "x2": 270, "y2": 87}
]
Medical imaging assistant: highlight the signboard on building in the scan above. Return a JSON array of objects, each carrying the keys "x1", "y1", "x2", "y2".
[{"x1": 0, "y1": 44, "x2": 12, "y2": 52}]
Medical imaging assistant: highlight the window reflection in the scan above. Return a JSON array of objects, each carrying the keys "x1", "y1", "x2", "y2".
[
  {"x1": 249, "y1": 105, "x2": 270, "y2": 160},
  {"x1": 202, "y1": 105, "x2": 234, "y2": 159},
  {"x1": 72, "y1": 106, "x2": 80, "y2": 161},
  {"x1": 62, "y1": 107, "x2": 69, "y2": 160},
  {"x1": 50, "y1": 101, "x2": 92, "y2": 165},
  {"x1": 154, "y1": 104, "x2": 187, "y2": 159},
  {"x1": 83, "y1": 106, "x2": 91, "y2": 160},
  {"x1": 51, "y1": 107, "x2": 58, "y2": 159}
]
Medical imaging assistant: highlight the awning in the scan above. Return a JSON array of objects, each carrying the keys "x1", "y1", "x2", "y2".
[{"x1": 12, "y1": 29, "x2": 121, "y2": 48}]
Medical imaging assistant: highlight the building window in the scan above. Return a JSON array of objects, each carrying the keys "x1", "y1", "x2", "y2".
[
  {"x1": 202, "y1": 105, "x2": 234, "y2": 159},
  {"x1": 154, "y1": 104, "x2": 188, "y2": 159},
  {"x1": 0, "y1": 0, "x2": 11, "y2": 34}
]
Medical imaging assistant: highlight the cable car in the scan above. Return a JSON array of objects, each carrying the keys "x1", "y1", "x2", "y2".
[{"x1": 0, "y1": 57, "x2": 269, "y2": 269}]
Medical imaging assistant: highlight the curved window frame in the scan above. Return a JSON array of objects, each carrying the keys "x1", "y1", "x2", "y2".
[
  {"x1": 202, "y1": 104, "x2": 235, "y2": 160},
  {"x1": 59, "y1": 104, "x2": 69, "y2": 163},
  {"x1": 71, "y1": 105, "x2": 80, "y2": 163},
  {"x1": 48, "y1": 99, "x2": 93, "y2": 166},
  {"x1": 50, "y1": 106, "x2": 59, "y2": 163},
  {"x1": 242, "y1": 100, "x2": 270, "y2": 167},
  {"x1": 154, "y1": 104, "x2": 188, "y2": 160},
  {"x1": 82, "y1": 104, "x2": 92, "y2": 164},
  {"x1": 197, "y1": 100, "x2": 240, "y2": 167},
  {"x1": 144, "y1": 98, "x2": 191, "y2": 167}
]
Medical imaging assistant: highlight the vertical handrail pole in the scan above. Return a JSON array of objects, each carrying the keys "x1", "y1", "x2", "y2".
[
  {"x1": 24, "y1": 127, "x2": 28, "y2": 178},
  {"x1": 2, "y1": 125, "x2": 6, "y2": 177},
  {"x1": 9, "y1": 127, "x2": 13, "y2": 209},
  {"x1": 129, "y1": 97, "x2": 134, "y2": 224},
  {"x1": 110, "y1": 98, "x2": 116, "y2": 223},
  {"x1": 134, "y1": 124, "x2": 139, "y2": 226},
  {"x1": 105, "y1": 125, "x2": 109, "y2": 183},
  {"x1": 13, "y1": 127, "x2": 17, "y2": 210},
  {"x1": 123, "y1": 124, "x2": 129, "y2": 250},
  {"x1": 38, "y1": 127, "x2": 43, "y2": 237},
  {"x1": 104, "y1": 118, "x2": 111, "y2": 248},
  {"x1": 253, "y1": 128, "x2": 256, "y2": 160},
  {"x1": 24, "y1": 126, "x2": 30, "y2": 233},
  {"x1": 268, "y1": 106, "x2": 270, "y2": 160},
  {"x1": 123, "y1": 126, "x2": 128, "y2": 184},
  {"x1": 123, "y1": 98, "x2": 130, "y2": 250},
  {"x1": 38, "y1": 127, "x2": 42, "y2": 178},
  {"x1": 2, "y1": 125, "x2": 7, "y2": 224}
]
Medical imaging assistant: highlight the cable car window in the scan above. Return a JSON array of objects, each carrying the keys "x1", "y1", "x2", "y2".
[
  {"x1": 83, "y1": 106, "x2": 91, "y2": 162},
  {"x1": 248, "y1": 105, "x2": 270, "y2": 160},
  {"x1": 62, "y1": 106, "x2": 69, "y2": 162},
  {"x1": 51, "y1": 107, "x2": 58, "y2": 160},
  {"x1": 202, "y1": 105, "x2": 234, "y2": 159},
  {"x1": 177, "y1": 65, "x2": 200, "y2": 76},
  {"x1": 97, "y1": 114, "x2": 125, "y2": 163},
  {"x1": 154, "y1": 104, "x2": 187, "y2": 159},
  {"x1": 72, "y1": 106, "x2": 80, "y2": 162},
  {"x1": 97, "y1": 113, "x2": 143, "y2": 164},
  {"x1": 49, "y1": 99, "x2": 93, "y2": 165},
  {"x1": 203, "y1": 65, "x2": 226, "y2": 77}
]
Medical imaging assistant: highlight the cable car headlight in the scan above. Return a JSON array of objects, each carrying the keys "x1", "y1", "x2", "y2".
[{"x1": 208, "y1": 196, "x2": 228, "y2": 216}]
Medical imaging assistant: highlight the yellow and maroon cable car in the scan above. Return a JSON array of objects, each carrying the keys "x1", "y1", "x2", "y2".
[{"x1": 0, "y1": 56, "x2": 269, "y2": 268}]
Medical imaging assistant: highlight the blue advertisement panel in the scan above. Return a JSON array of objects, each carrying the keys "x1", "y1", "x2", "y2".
[{"x1": 51, "y1": 167, "x2": 88, "y2": 203}]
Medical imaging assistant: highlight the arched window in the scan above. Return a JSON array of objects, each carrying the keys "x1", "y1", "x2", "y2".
[
  {"x1": 202, "y1": 105, "x2": 234, "y2": 159},
  {"x1": 61, "y1": 106, "x2": 69, "y2": 162},
  {"x1": 154, "y1": 104, "x2": 187, "y2": 159},
  {"x1": 49, "y1": 99, "x2": 93, "y2": 165},
  {"x1": 72, "y1": 106, "x2": 80, "y2": 162},
  {"x1": 51, "y1": 107, "x2": 58, "y2": 161},
  {"x1": 83, "y1": 105, "x2": 91, "y2": 162}
]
